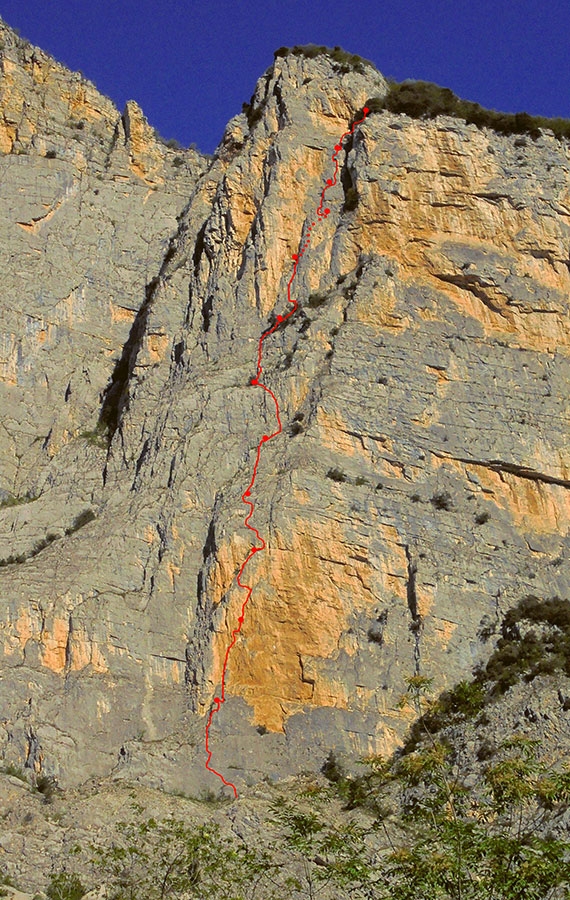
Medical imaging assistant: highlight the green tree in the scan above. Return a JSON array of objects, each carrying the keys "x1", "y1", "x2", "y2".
[
  {"x1": 87, "y1": 810, "x2": 279, "y2": 900},
  {"x1": 46, "y1": 872, "x2": 86, "y2": 900},
  {"x1": 366, "y1": 677, "x2": 570, "y2": 899},
  {"x1": 270, "y1": 797, "x2": 374, "y2": 899}
]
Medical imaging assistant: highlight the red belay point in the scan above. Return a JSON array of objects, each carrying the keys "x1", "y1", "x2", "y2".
[{"x1": 204, "y1": 105, "x2": 370, "y2": 798}]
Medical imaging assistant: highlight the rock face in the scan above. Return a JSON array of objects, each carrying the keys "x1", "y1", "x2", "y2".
[{"x1": 0, "y1": 20, "x2": 569, "y2": 794}]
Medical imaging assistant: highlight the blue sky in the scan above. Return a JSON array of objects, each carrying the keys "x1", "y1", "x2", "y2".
[{"x1": 1, "y1": 0, "x2": 569, "y2": 155}]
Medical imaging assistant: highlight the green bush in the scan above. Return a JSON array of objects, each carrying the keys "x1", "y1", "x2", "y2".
[
  {"x1": 403, "y1": 595, "x2": 570, "y2": 753},
  {"x1": 481, "y1": 595, "x2": 570, "y2": 694},
  {"x1": 0, "y1": 874, "x2": 18, "y2": 898},
  {"x1": 404, "y1": 679, "x2": 487, "y2": 750},
  {"x1": 430, "y1": 491, "x2": 453, "y2": 510},
  {"x1": 1, "y1": 763, "x2": 27, "y2": 782},
  {"x1": 88, "y1": 813, "x2": 279, "y2": 900},
  {"x1": 79, "y1": 424, "x2": 108, "y2": 449},
  {"x1": 273, "y1": 44, "x2": 375, "y2": 75},
  {"x1": 36, "y1": 773, "x2": 57, "y2": 803},
  {"x1": 503, "y1": 594, "x2": 570, "y2": 631},
  {"x1": 46, "y1": 872, "x2": 85, "y2": 900},
  {"x1": 64, "y1": 509, "x2": 96, "y2": 536},
  {"x1": 270, "y1": 796, "x2": 372, "y2": 893},
  {"x1": 307, "y1": 291, "x2": 328, "y2": 308},
  {"x1": 327, "y1": 678, "x2": 570, "y2": 898},
  {"x1": 0, "y1": 489, "x2": 38, "y2": 509},
  {"x1": 363, "y1": 96, "x2": 386, "y2": 115},
  {"x1": 321, "y1": 750, "x2": 346, "y2": 784},
  {"x1": 360, "y1": 81, "x2": 570, "y2": 141},
  {"x1": 327, "y1": 468, "x2": 347, "y2": 483},
  {"x1": 242, "y1": 100, "x2": 264, "y2": 129}
]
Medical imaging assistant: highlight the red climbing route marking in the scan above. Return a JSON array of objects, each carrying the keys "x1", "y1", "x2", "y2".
[{"x1": 204, "y1": 105, "x2": 370, "y2": 798}]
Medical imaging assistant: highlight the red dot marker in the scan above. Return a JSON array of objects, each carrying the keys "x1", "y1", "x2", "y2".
[
  {"x1": 324, "y1": 208, "x2": 330, "y2": 215},
  {"x1": 250, "y1": 377, "x2": 258, "y2": 385},
  {"x1": 292, "y1": 254, "x2": 298, "y2": 261},
  {"x1": 276, "y1": 315, "x2": 283, "y2": 323},
  {"x1": 326, "y1": 179, "x2": 333, "y2": 186},
  {"x1": 335, "y1": 144, "x2": 341, "y2": 151},
  {"x1": 363, "y1": 106, "x2": 369, "y2": 114}
]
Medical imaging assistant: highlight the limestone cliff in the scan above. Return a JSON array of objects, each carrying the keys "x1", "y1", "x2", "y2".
[{"x1": 0, "y1": 20, "x2": 569, "y2": 797}]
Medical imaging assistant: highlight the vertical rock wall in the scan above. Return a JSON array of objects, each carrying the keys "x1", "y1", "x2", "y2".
[{"x1": 1, "y1": 25, "x2": 569, "y2": 792}]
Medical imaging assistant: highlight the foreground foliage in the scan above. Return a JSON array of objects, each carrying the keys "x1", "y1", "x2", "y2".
[
  {"x1": 321, "y1": 675, "x2": 570, "y2": 898},
  {"x1": 84, "y1": 812, "x2": 278, "y2": 900},
  {"x1": 44, "y1": 616, "x2": 570, "y2": 900}
]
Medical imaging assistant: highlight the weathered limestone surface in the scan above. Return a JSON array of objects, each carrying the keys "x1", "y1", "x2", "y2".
[{"x1": 0, "y1": 20, "x2": 569, "y2": 794}]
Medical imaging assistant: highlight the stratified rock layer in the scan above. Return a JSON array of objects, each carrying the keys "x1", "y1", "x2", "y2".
[{"x1": 1, "y1": 21, "x2": 569, "y2": 793}]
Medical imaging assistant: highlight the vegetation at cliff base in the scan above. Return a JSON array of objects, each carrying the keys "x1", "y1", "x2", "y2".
[
  {"x1": 42, "y1": 659, "x2": 570, "y2": 899},
  {"x1": 44, "y1": 704, "x2": 570, "y2": 899},
  {"x1": 360, "y1": 80, "x2": 570, "y2": 141},
  {"x1": 400, "y1": 595, "x2": 570, "y2": 753}
]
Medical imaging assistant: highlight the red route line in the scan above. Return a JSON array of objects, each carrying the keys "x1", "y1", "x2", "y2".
[{"x1": 205, "y1": 106, "x2": 370, "y2": 798}]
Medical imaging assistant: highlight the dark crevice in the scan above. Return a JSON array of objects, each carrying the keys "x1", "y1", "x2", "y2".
[
  {"x1": 432, "y1": 450, "x2": 570, "y2": 488},
  {"x1": 25, "y1": 728, "x2": 41, "y2": 773},
  {"x1": 196, "y1": 570, "x2": 206, "y2": 605},
  {"x1": 184, "y1": 282, "x2": 195, "y2": 328},
  {"x1": 341, "y1": 169, "x2": 358, "y2": 212},
  {"x1": 134, "y1": 438, "x2": 150, "y2": 479},
  {"x1": 434, "y1": 272, "x2": 507, "y2": 316},
  {"x1": 272, "y1": 80, "x2": 287, "y2": 125},
  {"x1": 193, "y1": 222, "x2": 207, "y2": 278},
  {"x1": 42, "y1": 428, "x2": 52, "y2": 451},
  {"x1": 98, "y1": 275, "x2": 160, "y2": 441},
  {"x1": 155, "y1": 520, "x2": 169, "y2": 565},
  {"x1": 173, "y1": 340, "x2": 185, "y2": 365},
  {"x1": 185, "y1": 494, "x2": 225, "y2": 706},
  {"x1": 104, "y1": 120, "x2": 122, "y2": 170},
  {"x1": 64, "y1": 615, "x2": 73, "y2": 673},
  {"x1": 406, "y1": 547, "x2": 418, "y2": 620},
  {"x1": 167, "y1": 454, "x2": 177, "y2": 488},
  {"x1": 202, "y1": 515, "x2": 217, "y2": 563},
  {"x1": 202, "y1": 295, "x2": 214, "y2": 332},
  {"x1": 405, "y1": 545, "x2": 422, "y2": 674}
]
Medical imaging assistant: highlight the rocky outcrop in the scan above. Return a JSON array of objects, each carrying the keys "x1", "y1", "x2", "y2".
[{"x1": 0, "y1": 21, "x2": 569, "y2": 796}]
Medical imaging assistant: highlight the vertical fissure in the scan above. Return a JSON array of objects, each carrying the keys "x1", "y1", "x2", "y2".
[{"x1": 405, "y1": 545, "x2": 422, "y2": 674}]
